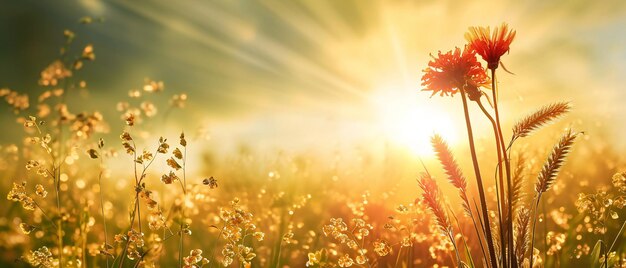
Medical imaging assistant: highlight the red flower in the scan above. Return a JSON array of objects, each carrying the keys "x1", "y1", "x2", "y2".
[
  {"x1": 465, "y1": 23, "x2": 516, "y2": 70},
  {"x1": 421, "y1": 46, "x2": 489, "y2": 97}
]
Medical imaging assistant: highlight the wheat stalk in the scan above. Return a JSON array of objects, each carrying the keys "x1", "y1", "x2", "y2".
[
  {"x1": 431, "y1": 134, "x2": 472, "y2": 217},
  {"x1": 514, "y1": 207, "x2": 530, "y2": 267},
  {"x1": 419, "y1": 173, "x2": 452, "y2": 235},
  {"x1": 535, "y1": 129, "x2": 578, "y2": 193},
  {"x1": 511, "y1": 102, "x2": 570, "y2": 142},
  {"x1": 510, "y1": 154, "x2": 526, "y2": 214},
  {"x1": 530, "y1": 129, "x2": 578, "y2": 268}
]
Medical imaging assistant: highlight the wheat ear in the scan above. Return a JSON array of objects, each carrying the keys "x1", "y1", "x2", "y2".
[
  {"x1": 535, "y1": 129, "x2": 578, "y2": 193},
  {"x1": 419, "y1": 173, "x2": 452, "y2": 235},
  {"x1": 514, "y1": 207, "x2": 530, "y2": 267},
  {"x1": 530, "y1": 129, "x2": 578, "y2": 268},
  {"x1": 510, "y1": 154, "x2": 526, "y2": 214},
  {"x1": 431, "y1": 134, "x2": 472, "y2": 217},
  {"x1": 512, "y1": 102, "x2": 571, "y2": 142}
]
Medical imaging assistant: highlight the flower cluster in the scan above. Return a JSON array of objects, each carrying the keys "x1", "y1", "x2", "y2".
[
  {"x1": 69, "y1": 111, "x2": 106, "y2": 139},
  {"x1": 7, "y1": 182, "x2": 35, "y2": 211},
  {"x1": 114, "y1": 229, "x2": 145, "y2": 260},
  {"x1": 219, "y1": 199, "x2": 263, "y2": 267},
  {"x1": 322, "y1": 218, "x2": 371, "y2": 266},
  {"x1": 421, "y1": 23, "x2": 515, "y2": 101},
  {"x1": 39, "y1": 60, "x2": 72, "y2": 87},
  {"x1": 0, "y1": 88, "x2": 29, "y2": 112},
  {"x1": 27, "y1": 246, "x2": 54, "y2": 267},
  {"x1": 140, "y1": 189, "x2": 167, "y2": 230},
  {"x1": 183, "y1": 249, "x2": 209, "y2": 268}
]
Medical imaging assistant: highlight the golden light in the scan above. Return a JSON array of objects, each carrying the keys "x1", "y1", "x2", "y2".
[{"x1": 371, "y1": 82, "x2": 460, "y2": 157}]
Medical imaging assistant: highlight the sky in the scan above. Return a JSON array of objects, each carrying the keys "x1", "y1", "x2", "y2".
[{"x1": 1, "y1": 0, "x2": 625, "y2": 157}]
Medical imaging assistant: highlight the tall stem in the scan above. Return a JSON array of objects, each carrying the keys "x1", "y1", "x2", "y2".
[
  {"x1": 98, "y1": 165, "x2": 110, "y2": 268},
  {"x1": 179, "y1": 146, "x2": 187, "y2": 268},
  {"x1": 529, "y1": 193, "x2": 542, "y2": 268},
  {"x1": 477, "y1": 100, "x2": 507, "y2": 265},
  {"x1": 491, "y1": 68, "x2": 516, "y2": 268},
  {"x1": 55, "y1": 166, "x2": 64, "y2": 268},
  {"x1": 460, "y1": 88, "x2": 498, "y2": 268}
]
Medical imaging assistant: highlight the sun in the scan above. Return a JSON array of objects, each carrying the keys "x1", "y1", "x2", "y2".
[{"x1": 371, "y1": 84, "x2": 460, "y2": 157}]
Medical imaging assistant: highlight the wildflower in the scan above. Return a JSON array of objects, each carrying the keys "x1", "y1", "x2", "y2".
[
  {"x1": 161, "y1": 171, "x2": 179, "y2": 184},
  {"x1": 120, "y1": 131, "x2": 132, "y2": 141},
  {"x1": 114, "y1": 234, "x2": 127, "y2": 243},
  {"x1": 421, "y1": 46, "x2": 489, "y2": 98},
  {"x1": 87, "y1": 148, "x2": 99, "y2": 159},
  {"x1": 7, "y1": 182, "x2": 35, "y2": 210},
  {"x1": 373, "y1": 239, "x2": 392, "y2": 256},
  {"x1": 82, "y1": 44, "x2": 95, "y2": 61},
  {"x1": 70, "y1": 111, "x2": 105, "y2": 139},
  {"x1": 180, "y1": 132, "x2": 187, "y2": 147},
  {"x1": 173, "y1": 148, "x2": 183, "y2": 159},
  {"x1": 282, "y1": 231, "x2": 295, "y2": 244},
  {"x1": 35, "y1": 184, "x2": 47, "y2": 198},
  {"x1": 183, "y1": 249, "x2": 208, "y2": 268},
  {"x1": 338, "y1": 254, "x2": 354, "y2": 267},
  {"x1": 465, "y1": 23, "x2": 516, "y2": 70},
  {"x1": 306, "y1": 250, "x2": 322, "y2": 267},
  {"x1": 39, "y1": 60, "x2": 72, "y2": 86},
  {"x1": 355, "y1": 253, "x2": 367, "y2": 264},
  {"x1": 612, "y1": 172, "x2": 626, "y2": 193},
  {"x1": 141, "y1": 150, "x2": 153, "y2": 161},
  {"x1": 157, "y1": 137, "x2": 169, "y2": 153},
  {"x1": 170, "y1": 93, "x2": 188, "y2": 108},
  {"x1": 25, "y1": 160, "x2": 40, "y2": 170},
  {"x1": 252, "y1": 231, "x2": 264, "y2": 241},
  {"x1": 140, "y1": 101, "x2": 157, "y2": 117},
  {"x1": 27, "y1": 246, "x2": 54, "y2": 267},
  {"x1": 19, "y1": 223, "x2": 37, "y2": 234},
  {"x1": 166, "y1": 157, "x2": 181, "y2": 170},
  {"x1": 125, "y1": 113, "x2": 135, "y2": 126},
  {"x1": 143, "y1": 79, "x2": 164, "y2": 92},
  {"x1": 203, "y1": 177, "x2": 218, "y2": 189}
]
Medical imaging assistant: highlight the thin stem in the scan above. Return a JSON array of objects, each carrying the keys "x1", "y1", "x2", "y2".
[
  {"x1": 604, "y1": 232, "x2": 609, "y2": 268},
  {"x1": 460, "y1": 87, "x2": 498, "y2": 268},
  {"x1": 345, "y1": 227, "x2": 373, "y2": 268},
  {"x1": 179, "y1": 145, "x2": 187, "y2": 268},
  {"x1": 470, "y1": 198, "x2": 489, "y2": 264},
  {"x1": 491, "y1": 68, "x2": 516, "y2": 268},
  {"x1": 449, "y1": 203, "x2": 477, "y2": 267},
  {"x1": 98, "y1": 152, "x2": 110, "y2": 268},
  {"x1": 608, "y1": 219, "x2": 626, "y2": 254},
  {"x1": 529, "y1": 193, "x2": 542, "y2": 268},
  {"x1": 33, "y1": 201, "x2": 58, "y2": 229},
  {"x1": 448, "y1": 231, "x2": 462, "y2": 268},
  {"x1": 53, "y1": 164, "x2": 64, "y2": 268},
  {"x1": 209, "y1": 223, "x2": 227, "y2": 268},
  {"x1": 394, "y1": 246, "x2": 403, "y2": 268},
  {"x1": 477, "y1": 99, "x2": 507, "y2": 266}
]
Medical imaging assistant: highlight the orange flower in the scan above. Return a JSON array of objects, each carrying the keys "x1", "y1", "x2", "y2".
[
  {"x1": 421, "y1": 46, "x2": 489, "y2": 97},
  {"x1": 465, "y1": 23, "x2": 516, "y2": 70}
]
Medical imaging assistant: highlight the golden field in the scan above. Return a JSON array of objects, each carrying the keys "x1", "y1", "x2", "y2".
[{"x1": 1, "y1": 1, "x2": 626, "y2": 267}]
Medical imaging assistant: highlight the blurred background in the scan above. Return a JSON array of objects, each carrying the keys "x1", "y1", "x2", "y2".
[{"x1": 1, "y1": 0, "x2": 625, "y2": 158}]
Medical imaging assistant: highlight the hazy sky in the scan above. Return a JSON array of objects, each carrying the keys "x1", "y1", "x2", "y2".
[{"x1": 1, "y1": 0, "x2": 625, "y2": 155}]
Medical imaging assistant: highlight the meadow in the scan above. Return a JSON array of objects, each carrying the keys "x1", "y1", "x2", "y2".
[{"x1": 1, "y1": 11, "x2": 626, "y2": 268}]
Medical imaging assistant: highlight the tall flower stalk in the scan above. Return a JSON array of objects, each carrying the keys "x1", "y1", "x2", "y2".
[
  {"x1": 422, "y1": 23, "x2": 578, "y2": 268},
  {"x1": 467, "y1": 23, "x2": 517, "y2": 267},
  {"x1": 422, "y1": 46, "x2": 498, "y2": 268}
]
